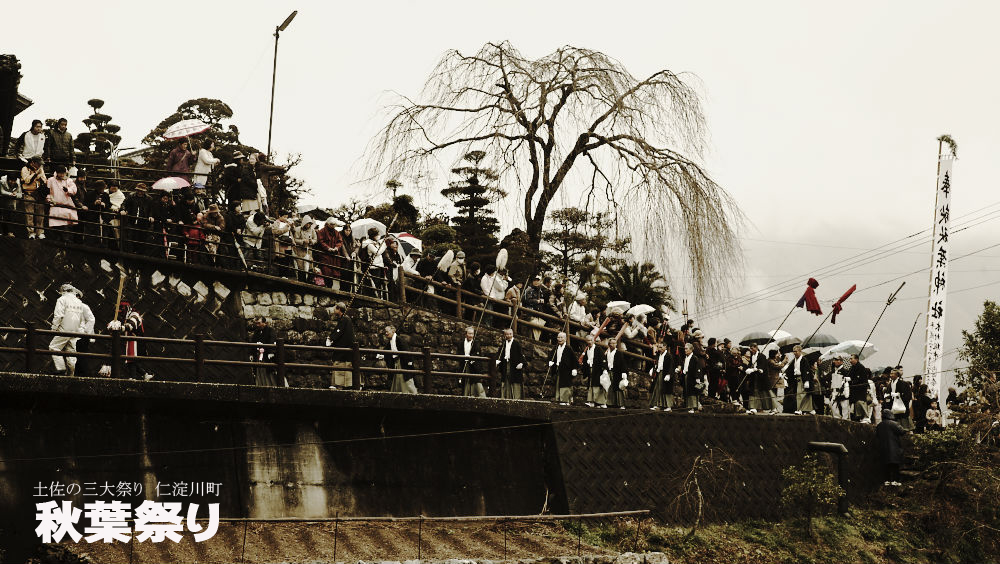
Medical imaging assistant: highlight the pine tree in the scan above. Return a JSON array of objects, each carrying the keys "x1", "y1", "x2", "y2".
[{"x1": 441, "y1": 151, "x2": 506, "y2": 266}]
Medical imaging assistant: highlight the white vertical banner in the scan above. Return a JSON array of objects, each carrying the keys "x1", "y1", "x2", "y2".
[{"x1": 924, "y1": 156, "x2": 954, "y2": 413}]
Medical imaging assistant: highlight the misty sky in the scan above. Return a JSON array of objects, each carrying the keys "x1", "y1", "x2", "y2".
[{"x1": 7, "y1": 0, "x2": 1000, "y2": 392}]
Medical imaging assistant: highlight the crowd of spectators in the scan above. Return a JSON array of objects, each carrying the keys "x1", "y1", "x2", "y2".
[{"x1": 2, "y1": 121, "x2": 960, "y2": 429}]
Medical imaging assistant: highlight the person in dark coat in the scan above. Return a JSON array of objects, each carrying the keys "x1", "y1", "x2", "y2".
[
  {"x1": 604, "y1": 337, "x2": 629, "y2": 409},
  {"x1": 677, "y1": 342, "x2": 707, "y2": 412},
  {"x1": 327, "y1": 302, "x2": 355, "y2": 389},
  {"x1": 580, "y1": 333, "x2": 606, "y2": 407},
  {"x1": 458, "y1": 327, "x2": 486, "y2": 397},
  {"x1": 381, "y1": 324, "x2": 416, "y2": 394},
  {"x1": 549, "y1": 331, "x2": 579, "y2": 405},
  {"x1": 495, "y1": 328, "x2": 525, "y2": 399},
  {"x1": 121, "y1": 183, "x2": 154, "y2": 254},
  {"x1": 250, "y1": 317, "x2": 279, "y2": 387},
  {"x1": 876, "y1": 408, "x2": 908, "y2": 486},
  {"x1": 648, "y1": 341, "x2": 674, "y2": 410},
  {"x1": 782, "y1": 345, "x2": 816, "y2": 414},
  {"x1": 883, "y1": 369, "x2": 914, "y2": 430},
  {"x1": 846, "y1": 354, "x2": 873, "y2": 422},
  {"x1": 150, "y1": 190, "x2": 177, "y2": 259}
]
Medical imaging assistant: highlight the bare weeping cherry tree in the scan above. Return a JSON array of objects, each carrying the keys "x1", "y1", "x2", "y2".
[{"x1": 365, "y1": 41, "x2": 743, "y2": 296}]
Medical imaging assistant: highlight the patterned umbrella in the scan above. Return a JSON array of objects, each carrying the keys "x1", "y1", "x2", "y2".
[
  {"x1": 163, "y1": 119, "x2": 211, "y2": 140},
  {"x1": 151, "y1": 176, "x2": 191, "y2": 192},
  {"x1": 389, "y1": 232, "x2": 422, "y2": 255}
]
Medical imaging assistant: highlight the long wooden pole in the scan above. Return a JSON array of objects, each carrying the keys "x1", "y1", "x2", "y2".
[
  {"x1": 897, "y1": 313, "x2": 922, "y2": 368},
  {"x1": 859, "y1": 282, "x2": 906, "y2": 359}
]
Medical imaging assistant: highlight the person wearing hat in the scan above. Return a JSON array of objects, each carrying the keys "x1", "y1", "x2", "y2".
[
  {"x1": 522, "y1": 275, "x2": 547, "y2": 341},
  {"x1": 200, "y1": 203, "x2": 226, "y2": 265},
  {"x1": 49, "y1": 284, "x2": 94, "y2": 376},
  {"x1": 315, "y1": 217, "x2": 345, "y2": 289},
  {"x1": 447, "y1": 250, "x2": 467, "y2": 286}
]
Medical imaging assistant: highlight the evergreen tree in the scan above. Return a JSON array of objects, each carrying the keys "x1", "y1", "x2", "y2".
[{"x1": 441, "y1": 151, "x2": 505, "y2": 266}]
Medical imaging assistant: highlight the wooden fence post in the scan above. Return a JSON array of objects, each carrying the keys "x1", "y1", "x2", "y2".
[
  {"x1": 352, "y1": 343, "x2": 363, "y2": 390},
  {"x1": 455, "y1": 289, "x2": 463, "y2": 319},
  {"x1": 422, "y1": 346, "x2": 433, "y2": 394}
]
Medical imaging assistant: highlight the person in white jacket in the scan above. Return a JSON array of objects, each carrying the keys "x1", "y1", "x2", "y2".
[
  {"x1": 191, "y1": 139, "x2": 221, "y2": 187},
  {"x1": 49, "y1": 284, "x2": 94, "y2": 376}
]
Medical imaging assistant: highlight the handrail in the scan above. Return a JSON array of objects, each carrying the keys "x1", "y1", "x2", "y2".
[
  {"x1": 400, "y1": 269, "x2": 655, "y2": 364},
  {"x1": 0, "y1": 325, "x2": 497, "y2": 394}
]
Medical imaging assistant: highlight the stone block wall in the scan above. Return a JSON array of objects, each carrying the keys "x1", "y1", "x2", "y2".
[{"x1": 238, "y1": 290, "x2": 656, "y2": 400}]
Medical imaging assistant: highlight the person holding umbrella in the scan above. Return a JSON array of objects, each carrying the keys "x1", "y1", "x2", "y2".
[{"x1": 165, "y1": 139, "x2": 195, "y2": 181}]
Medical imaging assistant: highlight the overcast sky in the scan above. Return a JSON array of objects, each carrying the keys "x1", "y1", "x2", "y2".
[{"x1": 8, "y1": 0, "x2": 1000, "y2": 391}]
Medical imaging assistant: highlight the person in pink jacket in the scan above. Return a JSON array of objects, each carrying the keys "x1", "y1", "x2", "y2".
[{"x1": 46, "y1": 165, "x2": 78, "y2": 241}]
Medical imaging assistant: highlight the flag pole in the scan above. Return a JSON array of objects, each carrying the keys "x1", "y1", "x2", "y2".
[
  {"x1": 763, "y1": 303, "x2": 799, "y2": 350},
  {"x1": 802, "y1": 311, "x2": 834, "y2": 349},
  {"x1": 897, "y1": 313, "x2": 922, "y2": 368},
  {"x1": 859, "y1": 282, "x2": 906, "y2": 358}
]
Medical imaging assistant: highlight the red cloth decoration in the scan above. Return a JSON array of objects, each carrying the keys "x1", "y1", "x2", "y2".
[
  {"x1": 831, "y1": 284, "x2": 857, "y2": 324},
  {"x1": 796, "y1": 278, "x2": 823, "y2": 316}
]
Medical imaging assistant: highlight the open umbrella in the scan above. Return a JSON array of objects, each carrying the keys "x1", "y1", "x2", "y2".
[
  {"x1": 776, "y1": 335, "x2": 803, "y2": 354},
  {"x1": 825, "y1": 340, "x2": 878, "y2": 360},
  {"x1": 740, "y1": 332, "x2": 773, "y2": 346},
  {"x1": 627, "y1": 304, "x2": 655, "y2": 317},
  {"x1": 151, "y1": 176, "x2": 190, "y2": 192},
  {"x1": 606, "y1": 301, "x2": 630, "y2": 314},
  {"x1": 801, "y1": 333, "x2": 839, "y2": 349},
  {"x1": 390, "y1": 232, "x2": 422, "y2": 255},
  {"x1": 496, "y1": 248, "x2": 508, "y2": 270},
  {"x1": 163, "y1": 119, "x2": 211, "y2": 140},
  {"x1": 437, "y1": 249, "x2": 455, "y2": 272},
  {"x1": 803, "y1": 349, "x2": 823, "y2": 363},
  {"x1": 351, "y1": 218, "x2": 387, "y2": 239}
]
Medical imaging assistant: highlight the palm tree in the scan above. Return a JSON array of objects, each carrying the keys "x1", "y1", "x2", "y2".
[{"x1": 595, "y1": 261, "x2": 674, "y2": 312}]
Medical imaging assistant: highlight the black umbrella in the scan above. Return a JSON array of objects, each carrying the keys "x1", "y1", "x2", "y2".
[
  {"x1": 776, "y1": 335, "x2": 803, "y2": 354},
  {"x1": 740, "y1": 332, "x2": 772, "y2": 346},
  {"x1": 802, "y1": 333, "x2": 839, "y2": 349}
]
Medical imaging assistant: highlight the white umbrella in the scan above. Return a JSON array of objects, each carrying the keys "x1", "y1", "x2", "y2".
[
  {"x1": 627, "y1": 304, "x2": 655, "y2": 317},
  {"x1": 163, "y1": 119, "x2": 211, "y2": 140},
  {"x1": 767, "y1": 329, "x2": 793, "y2": 340},
  {"x1": 496, "y1": 248, "x2": 508, "y2": 269},
  {"x1": 437, "y1": 249, "x2": 455, "y2": 272},
  {"x1": 351, "y1": 218, "x2": 387, "y2": 238},
  {"x1": 151, "y1": 176, "x2": 190, "y2": 192},
  {"x1": 825, "y1": 340, "x2": 878, "y2": 360},
  {"x1": 606, "y1": 301, "x2": 630, "y2": 314}
]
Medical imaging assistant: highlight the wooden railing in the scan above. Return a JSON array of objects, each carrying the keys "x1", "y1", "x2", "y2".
[
  {"x1": 398, "y1": 270, "x2": 656, "y2": 365},
  {"x1": 0, "y1": 325, "x2": 495, "y2": 394}
]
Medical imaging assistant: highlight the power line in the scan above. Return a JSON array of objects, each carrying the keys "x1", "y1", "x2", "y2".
[{"x1": 699, "y1": 207, "x2": 1000, "y2": 320}]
